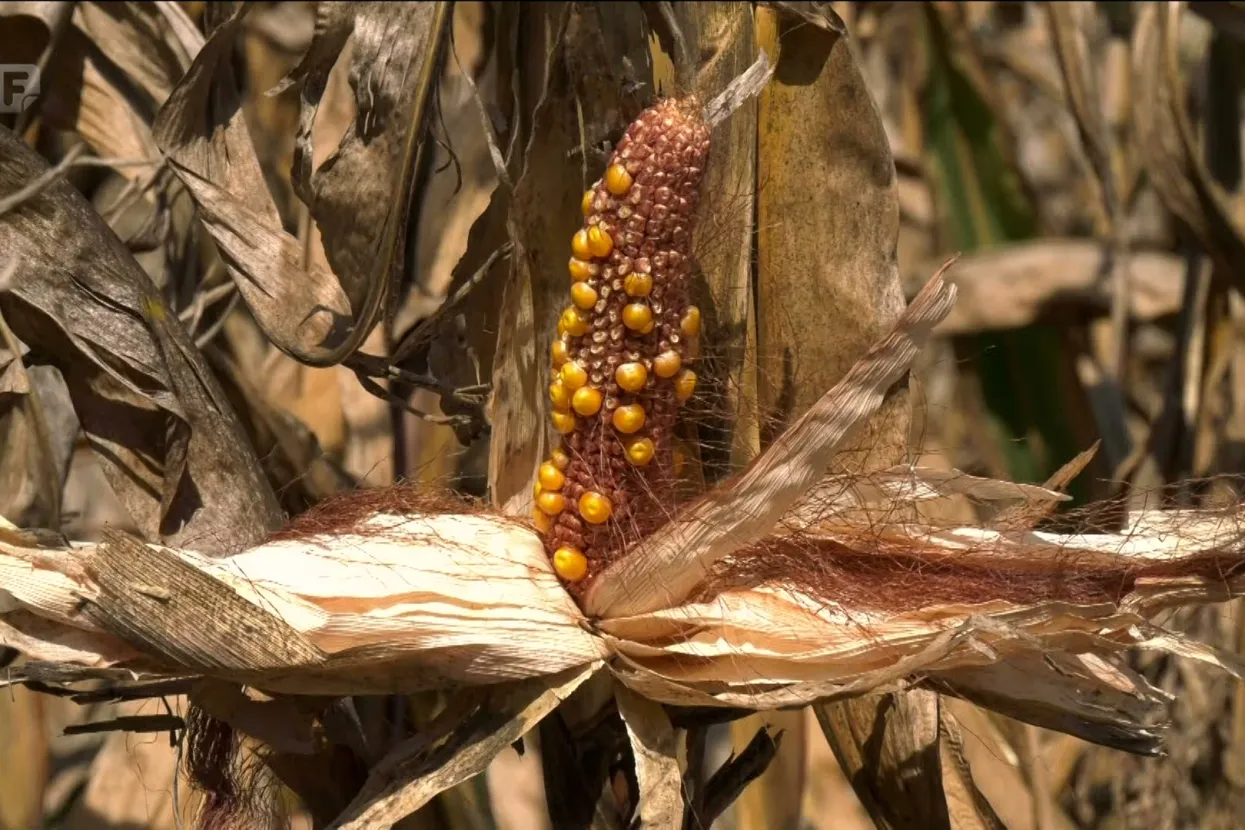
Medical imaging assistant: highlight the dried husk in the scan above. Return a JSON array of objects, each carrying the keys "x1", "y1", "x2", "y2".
[{"x1": 5, "y1": 270, "x2": 1245, "y2": 745}]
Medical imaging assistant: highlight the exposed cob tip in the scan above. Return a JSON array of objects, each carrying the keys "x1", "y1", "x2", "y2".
[{"x1": 535, "y1": 95, "x2": 711, "y2": 589}]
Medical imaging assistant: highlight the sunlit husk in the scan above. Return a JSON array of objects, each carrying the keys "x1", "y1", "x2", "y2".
[
  {"x1": 4, "y1": 270, "x2": 1244, "y2": 726},
  {"x1": 4, "y1": 486, "x2": 1244, "y2": 709}
]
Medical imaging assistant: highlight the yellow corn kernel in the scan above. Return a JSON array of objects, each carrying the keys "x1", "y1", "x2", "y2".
[
  {"x1": 552, "y1": 411, "x2": 576, "y2": 434},
  {"x1": 537, "y1": 491, "x2": 566, "y2": 515},
  {"x1": 572, "y1": 229, "x2": 593, "y2": 260},
  {"x1": 623, "y1": 272, "x2": 653, "y2": 297},
  {"x1": 605, "y1": 164, "x2": 633, "y2": 195},
  {"x1": 553, "y1": 546, "x2": 589, "y2": 582},
  {"x1": 551, "y1": 448, "x2": 570, "y2": 470},
  {"x1": 533, "y1": 507, "x2": 553, "y2": 534},
  {"x1": 551, "y1": 340, "x2": 569, "y2": 367},
  {"x1": 549, "y1": 380, "x2": 572, "y2": 411},
  {"x1": 675, "y1": 369, "x2": 697, "y2": 403},
  {"x1": 560, "y1": 361, "x2": 588, "y2": 390},
  {"x1": 615, "y1": 362, "x2": 648, "y2": 393},
  {"x1": 653, "y1": 350, "x2": 682, "y2": 378},
  {"x1": 570, "y1": 282, "x2": 598, "y2": 310},
  {"x1": 578, "y1": 491, "x2": 613, "y2": 524},
  {"x1": 625, "y1": 437, "x2": 655, "y2": 466},
  {"x1": 681, "y1": 305, "x2": 701, "y2": 338},
  {"x1": 569, "y1": 257, "x2": 595, "y2": 282},
  {"x1": 572, "y1": 386, "x2": 604, "y2": 416},
  {"x1": 538, "y1": 462, "x2": 566, "y2": 491},
  {"x1": 612, "y1": 403, "x2": 646, "y2": 434},
  {"x1": 641, "y1": 319, "x2": 655, "y2": 335},
  {"x1": 581, "y1": 189, "x2": 594, "y2": 215},
  {"x1": 587, "y1": 224, "x2": 614, "y2": 257},
  {"x1": 622, "y1": 303, "x2": 653, "y2": 331},
  {"x1": 533, "y1": 480, "x2": 542, "y2": 499},
  {"x1": 560, "y1": 306, "x2": 589, "y2": 337}
]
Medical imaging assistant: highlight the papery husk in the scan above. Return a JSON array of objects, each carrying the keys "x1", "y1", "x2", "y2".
[
  {"x1": 3, "y1": 478, "x2": 1244, "y2": 729},
  {"x1": 4, "y1": 271, "x2": 1245, "y2": 749}
]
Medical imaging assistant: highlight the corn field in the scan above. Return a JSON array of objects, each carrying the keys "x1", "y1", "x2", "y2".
[{"x1": 5, "y1": 1, "x2": 1245, "y2": 828}]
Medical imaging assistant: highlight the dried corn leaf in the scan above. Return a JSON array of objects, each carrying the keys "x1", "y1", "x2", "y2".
[
  {"x1": 1133, "y1": 2, "x2": 1245, "y2": 293},
  {"x1": 816, "y1": 689, "x2": 952, "y2": 830},
  {"x1": 0, "y1": 126, "x2": 282, "y2": 554},
  {"x1": 0, "y1": 2, "x2": 185, "y2": 177},
  {"x1": 332, "y1": 663, "x2": 600, "y2": 829},
  {"x1": 934, "y1": 651, "x2": 1169, "y2": 754},
  {"x1": 925, "y1": 239, "x2": 1184, "y2": 335},
  {"x1": 153, "y1": 2, "x2": 450, "y2": 365},
  {"x1": 936, "y1": 709, "x2": 1007, "y2": 830},
  {"x1": 753, "y1": 1, "x2": 909, "y2": 463},
  {"x1": 287, "y1": 1, "x2": 450, "y2": 315},
  {"x1": 615, "y1": 684, "x2": 683, "y2": 828},
  {"x1": 0, "y1": 357, "x2": 76, "y2": 528}
]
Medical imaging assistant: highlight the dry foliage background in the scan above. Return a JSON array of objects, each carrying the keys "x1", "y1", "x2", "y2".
[{"x1": 4, "y1": 1, "x2": 1245, "y2": 828}]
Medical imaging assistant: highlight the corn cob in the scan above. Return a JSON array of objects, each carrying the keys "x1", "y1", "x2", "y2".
[{"x1": 533, "y1": 97, "x2": 711, "y2": 589}]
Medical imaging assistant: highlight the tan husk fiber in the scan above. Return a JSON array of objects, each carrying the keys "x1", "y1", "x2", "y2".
[{"x1": 4, "y1": 267, "x2": 1245, "y2": 723}]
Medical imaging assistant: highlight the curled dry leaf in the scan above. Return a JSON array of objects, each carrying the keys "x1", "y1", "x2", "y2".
[
  {"x1": 0, "y1": 127, "x2": 281, "y2": 553},
  {"x1": 153, "y1": 2, "x2": 451, "y2": 365}
]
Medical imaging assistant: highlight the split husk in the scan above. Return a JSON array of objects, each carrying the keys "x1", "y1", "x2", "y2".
[{"x1": 5, "y1": 265, "x2": 1245, "y2": 760}]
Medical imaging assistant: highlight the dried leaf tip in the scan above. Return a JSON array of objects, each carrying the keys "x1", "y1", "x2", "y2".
[
  {"x1": 703, "y1": 50, "x2": 775, "y2": 128},
  {"x1": 538, "y1": 96, "x2": 712, "y2": 590}
]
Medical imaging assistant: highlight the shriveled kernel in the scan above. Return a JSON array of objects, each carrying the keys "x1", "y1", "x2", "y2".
[
  {"x1": 551, "y1": 340, "x2": 569, "y2": 367},
  {"x1": 572, "y1": 229, "x2": 593, "y2": 260},
  {"x1": 551, "y1": 448, "x2": 570, "y2": 470},
  {"x1": 549, "y1": 381, "x2": 572, "y2": 411},
  {"x1": 560, "y1": 361, "x2": 588, "y2": 390},
  {"x1": 615, "y1": 362, "x2": 648, "y2": 392},
  {"x1": 553, "y1": 546, "x2": 589, "y2": 582},
  {"x1": 581, "y1": 189, "x2": 594, "y2": 215},
  {"x1": 569, "y1": 257, "x2": 596, "y2": 282},
  {"x1": 625, "y1": 437, "x2": 656, "y2": 466},
  {"x1": 653, "y1": 350, "x2": 682, "y2": 378},
  {"x1": 572, "y1": 386, "x2": 603, "y2": 416},
  {"x1": 538, "y1": 462, "x2": 565, "y2": 491},
  {"x1": 613, "y1": 403, "x2": 646, "y2": 434},
  {"x1": 623, "y1": 272, "x2": 653, "y2": 297},
  {"x1": 605, "y1": 163, "x2": 633, "y2": 195},
  {"x1": 681, "y1": 305, "x2": 702, "y2": 337},
  {"x1": 537, "y1": 491, "x2": 565, "y2": 515},
  {"x1": 587, "y1": 224, "x2": 614, "y2": 257},
  {"x1": 551, "y1": 411, "x2": 576, "y2": 434},
  {"x1": 533, "y1": 507, "x2": 553, "y2": 534},
  {"x1": 570, "y1": 282, "x2": 598, "y2": 309},
  {"x1": 622, "y1": 303, "x2": 654, "y2": 331},
  {"x1": 578, "y1": 491, "x2": 613, "y2": 524},
  {"x1": 560, "y1": 307, "x2": 589, "y2": 337},
  {"x1": 675, "y1": 369, "x2": 697, "y2": 402}
]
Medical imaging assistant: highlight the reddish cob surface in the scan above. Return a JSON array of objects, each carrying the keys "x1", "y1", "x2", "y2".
[{"x1": 533, "y1": 96, "x2": 711, "y2": 589}]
